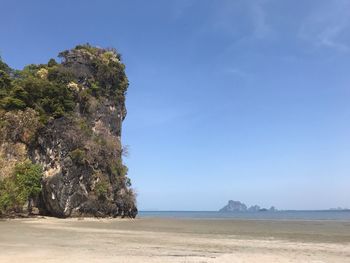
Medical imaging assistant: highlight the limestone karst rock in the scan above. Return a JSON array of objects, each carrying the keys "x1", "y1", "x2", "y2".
[
  {"x1": 219, "y1": 200, "x2": 248, "y2": 212},
  {"x1": 219, "y1": 200, "x2": 277, "y2": 213},
  {"x1": 0, "y1": 44, "x2": 137, "y2": 218}
]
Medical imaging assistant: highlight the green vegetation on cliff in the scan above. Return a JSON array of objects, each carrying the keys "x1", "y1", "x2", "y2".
[
  {"x1": 0, "y1": 161, "x2": 42, "y2": 215},
  {"x1": 0, "y1": 44, "x2": 128, "y2": 121}
]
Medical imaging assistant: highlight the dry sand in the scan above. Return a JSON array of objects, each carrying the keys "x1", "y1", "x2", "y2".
[{"x1": 1, "y1": 217, "x2": 350, "y2": 262}]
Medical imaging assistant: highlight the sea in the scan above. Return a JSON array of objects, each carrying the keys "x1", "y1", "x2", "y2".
[{"x1": 138, "y1": 210, "x2": 350, "y2": 221}]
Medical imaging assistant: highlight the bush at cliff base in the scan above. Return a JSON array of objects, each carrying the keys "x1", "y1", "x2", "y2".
[{"x1": 0, "y1": 161, "x2": 42, "y2": 215}]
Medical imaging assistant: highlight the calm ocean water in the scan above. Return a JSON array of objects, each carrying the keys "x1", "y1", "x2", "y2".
[{"x1": 138, "y1": 210, "x2": 350, "y2": 221}]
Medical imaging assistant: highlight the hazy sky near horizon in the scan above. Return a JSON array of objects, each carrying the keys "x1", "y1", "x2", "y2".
[{"x1": 1, "y1": 0, "x2": 349, "y2": 210}]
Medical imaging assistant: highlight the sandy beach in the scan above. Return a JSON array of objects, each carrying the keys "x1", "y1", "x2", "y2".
[{"x1": 0, "y1": 217, "x2": 350, "y2": 263}]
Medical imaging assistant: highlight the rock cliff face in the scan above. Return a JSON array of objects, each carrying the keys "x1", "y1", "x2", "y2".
[{"x1": 0, "y1": 44, "x2": 137, "y2": 218}]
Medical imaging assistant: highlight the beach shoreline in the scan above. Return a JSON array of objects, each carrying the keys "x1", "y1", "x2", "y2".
[{"x1": 1, "y1": 217, "x2": 350, "y2": 262}]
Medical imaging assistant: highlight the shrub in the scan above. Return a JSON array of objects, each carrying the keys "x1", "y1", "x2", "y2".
[
  {"x1": 47, "y1": 58, "x2": 57, "y2": 67},
  {"x1": 78, "y1": 118, "x2": 92, "y2": 137},
  {"x1": 0, "y1": 69, "x2": 12, "y2": 91},
  {"x1": 70, "y1": 148, "x2": 86, "y2": 165},
  {"x1": 110, "y1": 160, "x2": 128, "y2": 177},
  {"x1": 0, "y1": 97, "x2": 26, "y2": 110},
  {"x1": 95, "y1": 180, "x2": 109, "y2": 200},
  {"x1": 36, "y1": 68, "x2": 48, "y2": 79},
  {"x1": 0, "y1": 160, "x2": 42, "y2": 214}
]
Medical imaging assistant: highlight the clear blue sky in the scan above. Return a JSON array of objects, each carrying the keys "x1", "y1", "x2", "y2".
[{"x1": 1, "y1": 0, "x2": 349, "y2": 210}]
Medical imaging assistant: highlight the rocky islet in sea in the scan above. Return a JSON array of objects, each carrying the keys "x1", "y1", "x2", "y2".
[{"x1": 219, "y1": 200, "x2": 277, "y2": 212}]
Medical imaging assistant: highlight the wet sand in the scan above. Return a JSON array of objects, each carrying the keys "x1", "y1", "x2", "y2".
[{"x1": 1, "y1": 217, "x2": 350, "y2": 262}]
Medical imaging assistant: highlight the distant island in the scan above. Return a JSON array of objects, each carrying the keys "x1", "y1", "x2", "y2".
[
  {"x1": 219, "y1": 200, "x2": 277, "y2": 213},
  {"x1": 329, "y1": 207, "x2": 350, "y2": 211}
]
